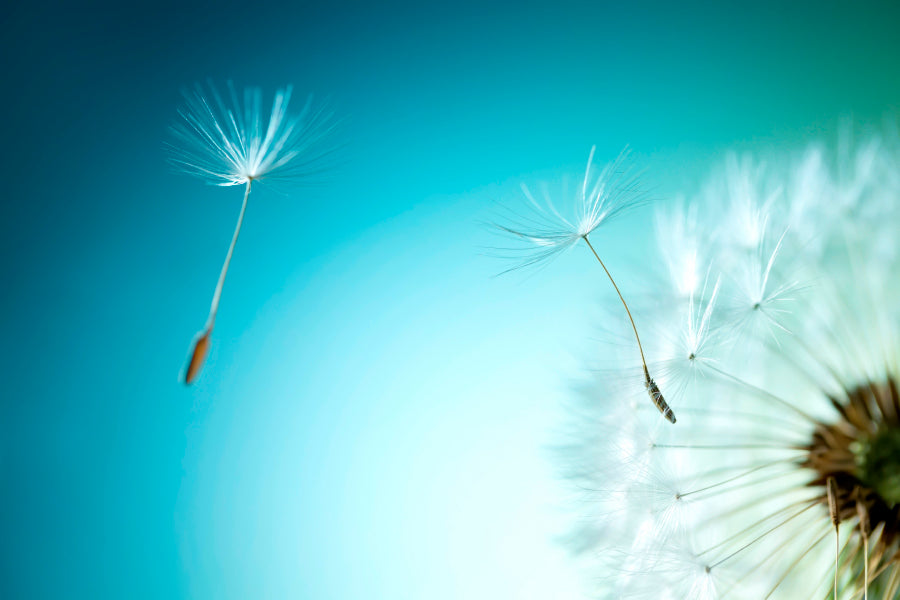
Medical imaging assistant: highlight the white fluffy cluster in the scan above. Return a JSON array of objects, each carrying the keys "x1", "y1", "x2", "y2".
[
  {"x1": 169, "y1": 81, "x2": 332, "y2": 186},
  {"x1": 492, "y1": 147, "x2": 646, "y2": 273},
  {"x1": 561, "y1": 136, "x2": 900, "y2": 598}
]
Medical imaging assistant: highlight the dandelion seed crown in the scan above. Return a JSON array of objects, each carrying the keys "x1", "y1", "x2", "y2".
[
  {"x1": 168, "y1": 81, "x2": 331, "y2": 186},
  {"x1": 559, "y1": 136, "x2": 900, "y2": 598},
  {"x1": 493, "y1": 147, "x2": 646, "y2": 272}
]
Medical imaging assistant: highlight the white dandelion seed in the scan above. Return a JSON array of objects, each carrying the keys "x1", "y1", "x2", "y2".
[
  {"x1": 495, "y1": 147, "x2": 677, "y2": 423},
  {"x1": 171, "y1": 81, "x2": 333, "y2": 384},
  {"x1": 562, "y1": 134, "x2": 900, "y2": 599}
]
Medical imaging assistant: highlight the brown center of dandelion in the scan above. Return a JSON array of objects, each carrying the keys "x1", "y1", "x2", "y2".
[{"x1": 803, "y1": 378, "x2": 900, "y2": 586}]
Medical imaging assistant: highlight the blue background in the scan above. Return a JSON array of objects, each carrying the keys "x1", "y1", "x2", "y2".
[{"x1": 1, "y1": 1, "x2": 898, "y2": 597}]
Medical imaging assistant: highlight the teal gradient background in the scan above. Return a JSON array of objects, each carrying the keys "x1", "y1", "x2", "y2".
[{"x1": 1, "y1": 1, "x2": 899, "y2": 598}]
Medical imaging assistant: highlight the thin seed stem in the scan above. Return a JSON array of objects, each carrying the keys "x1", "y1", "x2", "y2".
[
  {"x1": 652, "y1": 443, "x2": 802, "y2": 450},
  {"x1": 708, "y1": 499, "x2": 819, "y2": 569},
  {"x1": 762, "y1": 527, "x2": 830, "y2": 599},
  {"x1": 206, "y1": 179, "x2": 253, "y2": 331},
  {"x1": 833, "y1": 529, "x2": 840, "y2": 599},
  {"x1": 581, "y1": 235, "x2": 647, "y2": 370},
  {"x1": 183, "y1": 179, "x2": 253, "y2": 384},
  {"x1": 857, "y1": 501, "x2": 869, "y2": 600},
  {"x1": 863, "y1": 532, "x2": 868, "y2": 600},
  {"x1": 706, "y1": 363, "x2": 818, "y2": 424},
  {"x1": 582, "y1": 235, "x2": 675, "y2": 423},
  {"x1": 679, "y1": 457, "x2": 797, "y2": 499},
  {"x1": 827, "y1": 477, "x2": 839, "y2": 600}
]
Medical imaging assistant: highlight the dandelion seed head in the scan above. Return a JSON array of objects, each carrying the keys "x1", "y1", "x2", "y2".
[
  {"x1": 563, "y1": 134, "x2": 900, "y2": 598},
  {"x1": 491, "y1": 147, "x2": 646, "y2": 272},
  {"x1": 168, "y1": 80, "x2": 332, "y2": 187}
]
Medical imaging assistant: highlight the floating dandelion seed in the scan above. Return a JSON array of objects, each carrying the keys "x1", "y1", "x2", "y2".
[
  {"x1": 170, "y1": 81, "x2": 332, "y2": 384},
  {"x1": 495, "y1": 147, "x2": 675, "y2": 423},
  {"x1": 561, "y1": 136, "x2": 900, "y2": 598}
]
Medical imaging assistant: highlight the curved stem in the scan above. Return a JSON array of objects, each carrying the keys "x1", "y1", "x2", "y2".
[
  {"x1": 581, "y1": 235, "x2": 648, "y2": 371},
  {"x1": 582, "y1": 235, "x2": 675, "y2": 423}
]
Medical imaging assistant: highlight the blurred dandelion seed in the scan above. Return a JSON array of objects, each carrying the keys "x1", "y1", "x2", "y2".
[
  {"x1": 562, "y1": 135, "x2": 900, "y2": 599},
  {"x1": 171, "y1": 81, "x2": 332, "y2": 384},
  {"x1": 496, "y1": 147, "x2": 675, "y2": 423}
]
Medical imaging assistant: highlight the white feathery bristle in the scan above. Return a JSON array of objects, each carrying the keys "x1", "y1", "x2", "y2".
[{"x1": 169, "y1": 81, "x2": 332, "y2": 187}]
